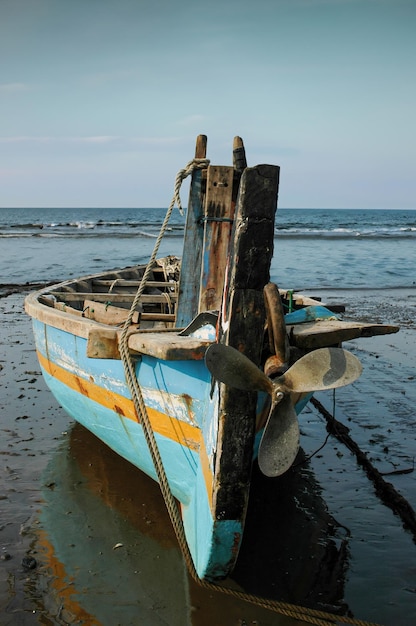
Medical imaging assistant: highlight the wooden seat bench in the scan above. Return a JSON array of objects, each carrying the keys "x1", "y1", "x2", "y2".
[{"x1": 86, "y1": 327, "x2": 210, "y2": 361}]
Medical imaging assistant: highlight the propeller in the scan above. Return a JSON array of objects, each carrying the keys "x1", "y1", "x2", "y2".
[{"x1": 205, "y1": 344, "x2": 362, "y2": 477}]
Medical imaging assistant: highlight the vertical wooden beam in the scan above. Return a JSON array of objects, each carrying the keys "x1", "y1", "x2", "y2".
[
  {"x1": 232, "y1": 136, "x2": 247, "y2": 173},
  {"x1": 227, "y1": 164, "x2": 280, "y2": 298},
  {"x1": 198, "y1": 165, "x2": 234, "y2": 313},
  {"x1": 213, "y1": 163, "x2": 280, "y2": 519},
  {"x1": 176, "y1": 135, "x2": 207, "y2": 327}
]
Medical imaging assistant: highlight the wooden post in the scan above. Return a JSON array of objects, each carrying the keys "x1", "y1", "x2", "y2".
[
  {"x1": 213, "y1": 164, "x2": 280, "y2": 518},
  {"x1": 176, "y1": 135, "x2": 208, "y2": 327},
  {"x1": 198, "y1": 165, "x2": 234, "y2": 313},
  {"x1": 232, "y1": 136, "x2": 247, "y2": 173}
]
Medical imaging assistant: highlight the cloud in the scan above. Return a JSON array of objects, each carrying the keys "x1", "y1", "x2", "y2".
[{"x1": 0, "y1": 82, "x2": 30, "y2": 93}]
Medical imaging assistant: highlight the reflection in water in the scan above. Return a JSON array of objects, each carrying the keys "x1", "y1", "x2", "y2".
[{"x1": 34, "y1": 423, "x2": 350, "y2": 625}]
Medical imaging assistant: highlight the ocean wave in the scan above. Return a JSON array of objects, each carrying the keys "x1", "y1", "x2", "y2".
[
  {"x1": 1, "y1": 228, "x2": 415, "y2": 240},
  {"x1": 274, "y1": 230, "x2": 416, "y2": 240},
  {"x1": 0, "y1": 232, "x2": 34, "y2": 238}
]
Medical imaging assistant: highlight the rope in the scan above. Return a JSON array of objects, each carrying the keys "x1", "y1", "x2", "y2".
[
  {"x1": 118, "y1": 155, "x2": 210, "y2": 578},
  {"x1": 119, "y1": 157, "x2": 209, "y2": 338},
  {"x1": 117, "y1": 158, "x2": 383, "y2": 626}
]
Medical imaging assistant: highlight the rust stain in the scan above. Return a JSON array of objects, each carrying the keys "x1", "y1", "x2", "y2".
[
  {"x1": 231, "y1": 531, "x2": 242, "y2": 558},
  {"x1": 75, "y1": 376, "x2": 89, "y2": 396},
  {"x1": 182, "y1": 393, "x2": 193, "y2": 414}
]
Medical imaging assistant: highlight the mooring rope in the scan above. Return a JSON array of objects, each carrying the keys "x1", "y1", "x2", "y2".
[{"x1": 118, "y1": 160, "x2": 383, "y2": 626}]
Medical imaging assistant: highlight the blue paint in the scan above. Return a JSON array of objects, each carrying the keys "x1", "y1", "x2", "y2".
[
  {"x1": 33, "y1": 318, "x2": 243, "y2": 579},
  {"x1": 31, "y1": 310, "x2": 318, "y2": 580},
  {"x1": 285, "y1": 305, "x2": 341, "y2": 325}
]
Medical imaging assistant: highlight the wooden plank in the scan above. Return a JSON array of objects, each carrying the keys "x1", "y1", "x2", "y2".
[
  {"x1": 176, "y1": 135, "x2": 207, "y2": 327},
  {"x1": 198, "y1": 165, "x2": 235, "y2": 312},
  {"x1": 287, "y1": 320, "x2": 400, "y2": 349},
  {"x1": 87, "y1": 327, "x2": 121, "y2": 359},
  {"x1": 224, "y1": 163, "x2": 279, "y2": 360},
  {"x1": 140, "y1": 313, "x2": 175, "y2": 322},
  {"x1": 213, "y1": 163, "x2": 280, "y2": 519},
  {"x1": 83, "y1": 300, "x2": 140, "y2": 325},
  {"x1": 228, "y1": 164, "x2": 280, "y2": 290},
  {"x1": 128, "y1": 332, "x2": 210, "y2": 360},
  {"x1": 87, "y1": 327, "x2": 208, "y2": 360},
  {"x1": 25, "y1": 291, "x2": 100, "y2": 339},
  {"x1": 38, "y1": 296, "x2": 84, "y2": 317},
  {"x1": 92, "y1": 280, "x2": 175, "y2": 289},
  {"x1": 49, "y1": 292, "x2": 177, "y2": 304}
]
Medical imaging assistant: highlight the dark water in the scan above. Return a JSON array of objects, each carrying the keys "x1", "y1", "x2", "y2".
[{"x1": 1, "y1": 206, "x2": 415, "y2": 624}]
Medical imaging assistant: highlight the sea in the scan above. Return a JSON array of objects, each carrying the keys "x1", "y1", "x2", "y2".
[
  {"x1": 0, "y1": 206, "x2": 415, "y2": 291},
  {"x1": 1, "y1": 206, "x2": 416, "y2": 625}
]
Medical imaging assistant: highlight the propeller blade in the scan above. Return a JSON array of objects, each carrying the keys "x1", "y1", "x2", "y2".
[
  {"x1": 277, "y1": 347, "x2": 362, "y2": 394},
  {"x1": 258, "y1": 395, "x2": 300, "y2": 477},
  {"x1": 205, "y1": 343, "x2": 274, "y2": 395}
]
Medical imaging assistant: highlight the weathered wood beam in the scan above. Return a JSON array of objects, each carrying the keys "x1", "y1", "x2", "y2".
[
  {"x1": 198, "y1": 165, "x2": 235, "y2": 313},
  {"x1": 92, "y1": 279, "x2": 176, "y2": 289},
  {"x1": 176, "y1": 135, "x2": 207, "y2": 327},
  {"x1": 49, "y1": 292, "x2": 177, "y2": 304},
  {"x1": 287, "y1": 320, "x2": 400, "y2": 349},
  {"x1": 86, "y1": 327, "x2": 209, "y2": 360},
  {"x1": 83, "y1": 300, "x2": 140, "y2": 324},
  {"x1": 233, "y1": 136, "x2": 247, "y2": 173},
  {"x1": 213, "y1": 163, "x2": 280, "y2": 519}
]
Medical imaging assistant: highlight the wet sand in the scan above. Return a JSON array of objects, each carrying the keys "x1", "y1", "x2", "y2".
[{"x1": 1, "y1": 287, "x2": 415, "y2": 625}]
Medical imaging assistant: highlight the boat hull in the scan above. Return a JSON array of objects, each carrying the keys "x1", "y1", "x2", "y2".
[{"x1": 32, "y1": 317, "x2": 242, "y2": 580}]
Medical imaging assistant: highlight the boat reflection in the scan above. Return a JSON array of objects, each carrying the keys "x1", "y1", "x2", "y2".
[{"x1": 34, "y1": 423, "x2": 350, "y2": 625}]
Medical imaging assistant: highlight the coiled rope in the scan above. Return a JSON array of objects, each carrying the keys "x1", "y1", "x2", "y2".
[{"x1": 118, "y1": 159, "x2": 382, "y2": 626}]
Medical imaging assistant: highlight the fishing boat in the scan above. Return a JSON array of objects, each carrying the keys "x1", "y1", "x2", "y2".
[{"x1": 25, "y1": 135, "x2": 398, "y2": 582}]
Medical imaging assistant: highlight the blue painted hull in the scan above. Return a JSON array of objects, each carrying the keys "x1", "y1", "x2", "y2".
[{"x1": 31, "y1": 316, "x2": 249, "y2": 580}]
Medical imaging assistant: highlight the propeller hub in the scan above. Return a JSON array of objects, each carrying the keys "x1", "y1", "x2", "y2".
[{"x1": 272, "y1": 390, "x2": 285, "y2": 405}]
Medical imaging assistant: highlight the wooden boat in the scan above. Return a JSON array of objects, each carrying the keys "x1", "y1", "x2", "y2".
[{"x1": 25, "y1": 135, "x2": 398, "y2": 582}]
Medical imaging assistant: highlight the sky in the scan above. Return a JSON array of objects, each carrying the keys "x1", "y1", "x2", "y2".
[{"x1": 0, "y1": 0, "x2": 415, "y2": 209}]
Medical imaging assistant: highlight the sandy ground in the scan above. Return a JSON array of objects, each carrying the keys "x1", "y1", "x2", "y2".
[{"x1": 1, "y1": 288, "x2": 415, "y2": 625}]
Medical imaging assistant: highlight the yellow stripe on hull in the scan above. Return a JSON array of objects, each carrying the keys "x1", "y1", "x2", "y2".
[{"x1": 37, "y1": 350, "x2": 214, "y2": 507}]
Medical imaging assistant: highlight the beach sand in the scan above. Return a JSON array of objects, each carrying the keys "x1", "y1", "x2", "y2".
[{"x1": 1, "y1": 288, "x2": 415, "y2": 625}]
